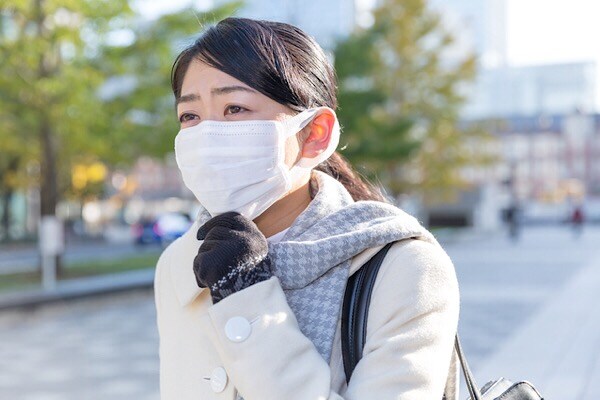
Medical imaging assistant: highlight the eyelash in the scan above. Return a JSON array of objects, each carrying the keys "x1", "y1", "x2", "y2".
[
  {"x1": 225, "y1": 105, "x2": 246, "y2": 115},
  {"x1": 179, "y1": 113, "x2": 198, "y2": 123},
  {"x1": 178, "y1": 105, "x2": 248, "y2": 123}
]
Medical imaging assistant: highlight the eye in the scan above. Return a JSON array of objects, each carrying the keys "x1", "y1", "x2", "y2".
[
  {"x1": 225, "y1": 105, "x2": 246, "y2": 115},
  {"x1": 179, "y1": 113, "x2": 199, "y2": 123}
]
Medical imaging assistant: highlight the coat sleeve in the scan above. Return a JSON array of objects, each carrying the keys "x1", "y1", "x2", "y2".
[{"x1": 201, "y1": 239, "x2": 460, "y2": 400}]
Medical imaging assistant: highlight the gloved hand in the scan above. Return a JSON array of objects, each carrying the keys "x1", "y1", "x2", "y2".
[{"x1": 193, "y1": 211, "x2": 272, "y2": 303}]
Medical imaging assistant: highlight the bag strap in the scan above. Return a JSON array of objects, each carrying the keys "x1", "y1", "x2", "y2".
[
  {"x1": 341, "y1": 242, "x2": 394, "y2": 380},
  {"x1": 455, "y1": 336, "x2": 482, "y2": 400},
  {"x1": 341, "y1": 241, "x2": 483, "y2": 400}
]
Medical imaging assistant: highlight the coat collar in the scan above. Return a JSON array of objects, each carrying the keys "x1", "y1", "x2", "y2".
[
  {"x1": 168, "y1": 217, "x2": 387, "y2": 308},
  {"x1": 168, "y1": 218, "x2": 207, "y2": 307}
]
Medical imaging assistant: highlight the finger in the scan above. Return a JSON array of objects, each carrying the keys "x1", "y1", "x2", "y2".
[
  {"x1": 197, "y1": 211, "x2": 244, "y2": 240},
  {"x1": 197, "y1": 236, "x2": 219, "y2": 253},
  {"x1": 192, "y1": 253, "x2": 208, "y2": 288},
  {"x1": 202, "y1": 226, "x2": 247, "y2": 245}
]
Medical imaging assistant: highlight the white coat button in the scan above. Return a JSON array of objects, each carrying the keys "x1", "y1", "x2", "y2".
[
  {"x1": 210, "y1": 367, "x2": 228, "y2": 393},
  {"x1": 225, "y1": 316, "x2": 252, "y2": 342}
]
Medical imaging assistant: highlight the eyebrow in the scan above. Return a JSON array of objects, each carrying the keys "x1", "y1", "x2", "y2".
[{"x1": 176, "y1": 85, "x2": 258, "y2": 105}]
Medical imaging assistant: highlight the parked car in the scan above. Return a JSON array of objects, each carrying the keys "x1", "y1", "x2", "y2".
[{"x1": 133, "y1": 212, "x2": 192, "y2": 245}]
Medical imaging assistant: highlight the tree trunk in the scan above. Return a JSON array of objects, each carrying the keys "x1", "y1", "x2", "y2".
[
  {"x1": 36, "y1": 0, "x2": 63, "y2": 277},
  {"x1": 1, "y1": 190, "x2": 12, "y2": 241},
  {"x1": 39, "y1": 115, "x2": 63, "y2": 277}
]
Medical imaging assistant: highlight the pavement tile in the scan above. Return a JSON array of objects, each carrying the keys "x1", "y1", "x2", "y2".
[{"x1": 475, "y1": 258, "x2": 600, "y2": 399}]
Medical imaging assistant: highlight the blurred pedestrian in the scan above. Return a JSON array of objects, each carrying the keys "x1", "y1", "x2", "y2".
[
  {"x1": 506, "y1": 204, "x2": 520, "y2": 242},
  {"x1": 153, "y1": 17, "x2": 460, "y2": 400},
  {"x1": 571, "y1": 204, "x2": 584, "y2": 237}
]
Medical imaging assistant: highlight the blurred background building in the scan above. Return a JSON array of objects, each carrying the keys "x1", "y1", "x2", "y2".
[
  {"x1": 213, "y1": 0, "x2": 356, "y2": 50},
  {"x1": 423, "y1": 0, "x2": 600, "y2": 227},
  {"x1": 464, "y1": 62, "x2": 597, "y2": 118},
  {"x1": 430, "y1": 0, "x2": 508, "y2": 69}
]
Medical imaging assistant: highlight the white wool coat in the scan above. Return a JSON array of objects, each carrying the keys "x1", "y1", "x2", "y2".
[{"x1": 154, "y1": 218, "x2": 460, "y2": 399}]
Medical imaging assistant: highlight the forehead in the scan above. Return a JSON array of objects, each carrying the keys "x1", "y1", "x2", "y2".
[{"x1": 180, "y1": 60, "x2": 248, "y2": 94}]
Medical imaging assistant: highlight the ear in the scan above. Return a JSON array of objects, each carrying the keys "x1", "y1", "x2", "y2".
[{"x1": 301, "y1": 109, "x2": 336, "y2": 159}]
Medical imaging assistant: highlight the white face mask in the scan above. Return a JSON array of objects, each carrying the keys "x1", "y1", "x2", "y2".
[{"x1": 174, "y1": 107, "x2": 340, "y2": 220}]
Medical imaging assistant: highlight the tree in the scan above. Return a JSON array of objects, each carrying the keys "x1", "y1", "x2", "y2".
[
  {"x1": 335, "y1": 0, "x2": 494, "y2": 201},
  {"x1": 96, "y1": 3, "x2": 241, "y2": 165},
  {"x1": 0, "y1": 0, "x2": 237, "y2": 269},
  {"x1": 1, "y1": 0, "x2": 128, "y2": 226}
]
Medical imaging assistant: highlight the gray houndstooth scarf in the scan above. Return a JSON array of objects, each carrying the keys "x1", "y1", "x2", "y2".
[{"x1": 266, "y1": 170, "x2": 437, "y2": 362}]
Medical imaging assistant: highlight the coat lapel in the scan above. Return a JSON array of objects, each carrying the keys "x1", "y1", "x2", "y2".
[{"x1": 168, "y1": 219, "x2": 207, "y2": 307}]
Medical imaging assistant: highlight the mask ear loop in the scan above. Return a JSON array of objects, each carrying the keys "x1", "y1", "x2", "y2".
[{"x1": 282, "y1": 108, "x2": 320, "y2": 137}]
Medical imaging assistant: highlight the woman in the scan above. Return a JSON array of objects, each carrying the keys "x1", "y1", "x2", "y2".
[{"x1": 154, "y1": 17, "x2": 460, "y2": 400}]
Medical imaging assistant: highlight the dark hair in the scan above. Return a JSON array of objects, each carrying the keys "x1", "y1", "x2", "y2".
[{"x1": 171, "y1": 17, "x2": 386, "y2": 202}]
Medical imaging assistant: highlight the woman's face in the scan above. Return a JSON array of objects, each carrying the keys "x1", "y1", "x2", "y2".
[{"x1": 176, "y1": 60, "x2": 305, "y2": 169}]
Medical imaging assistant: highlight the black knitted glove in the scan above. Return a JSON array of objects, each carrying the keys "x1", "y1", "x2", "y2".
[{"x1": 193, "y1": 211, "x2": 272, "y2": 304}]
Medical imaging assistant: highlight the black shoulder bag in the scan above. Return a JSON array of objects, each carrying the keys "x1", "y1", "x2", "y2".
[{"x1": 341, "y1": 242, "x2": 544, "y2": 400}]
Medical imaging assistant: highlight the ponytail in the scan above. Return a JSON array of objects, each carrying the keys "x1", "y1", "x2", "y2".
[{"x1": 315, "y1": 152, "x2": 387, "y2": 203}]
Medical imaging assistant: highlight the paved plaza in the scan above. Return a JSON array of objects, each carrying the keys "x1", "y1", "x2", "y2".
[
  {"x1": 1, "y1": 225, "x2": 599, "y2": 399},
  {"x1": 0, "y1": 291, "x2": 159, "y2": 400}
]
